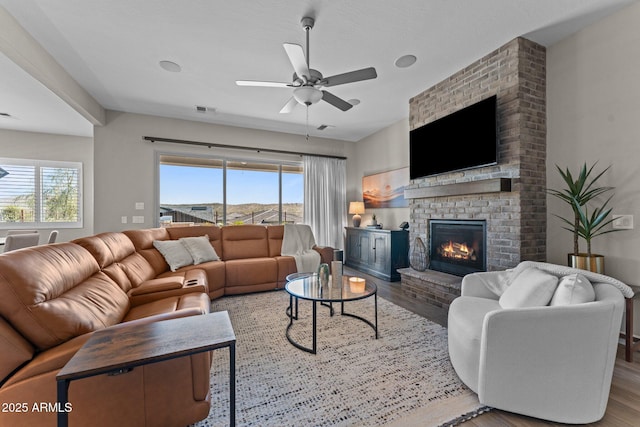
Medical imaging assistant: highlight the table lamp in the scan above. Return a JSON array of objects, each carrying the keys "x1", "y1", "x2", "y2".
[{"x1": 348, "y1": 201, "x2": 365, "y2": 227}]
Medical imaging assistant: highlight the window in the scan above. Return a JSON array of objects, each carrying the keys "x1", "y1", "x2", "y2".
[
  {"x1": 159, "y1": 155, "x2": 303, "y2": 225},
  {"x1": 0, "y1": 158, "x2": 83, "y2": 228}
]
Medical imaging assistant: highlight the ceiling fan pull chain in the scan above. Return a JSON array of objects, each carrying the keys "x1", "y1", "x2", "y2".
[{"x1": 306, "y1": 106, "x2": 313, "y2": 142}]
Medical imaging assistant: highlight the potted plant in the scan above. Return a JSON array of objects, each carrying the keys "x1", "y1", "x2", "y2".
[
  {"x1": 547, "y1": 162, "x2": 621, "y2": 273},
  {"x1": 371, "y1": 214, "x2": 378, "y2": 226}
]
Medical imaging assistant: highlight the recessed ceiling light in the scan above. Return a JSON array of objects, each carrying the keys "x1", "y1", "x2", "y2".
[
  {"x1": 395, "y1": 54, "x2": 417, "y2": 68},
  {"x1": 347, "y1": 99, "x2": 361, "y2": 106},
  {"x1": 159, "y1": 60, "x2": 182, "y2": 72}
]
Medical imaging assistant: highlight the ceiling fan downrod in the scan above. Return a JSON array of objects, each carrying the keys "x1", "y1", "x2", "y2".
[{"x1": 301, "y1": 17, "x2": 314, "y2": 69}]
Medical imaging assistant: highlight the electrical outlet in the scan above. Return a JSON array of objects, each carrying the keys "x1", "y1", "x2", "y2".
[
  {"x1": 121, "y1": 216, "x2": 128, "y2": 224},
  {"x1": 612, "y1": 214, "x2": 633, "y2": 229},
  {"x1": 132, "y1": 216, "x2": 144, "y2": 224}
]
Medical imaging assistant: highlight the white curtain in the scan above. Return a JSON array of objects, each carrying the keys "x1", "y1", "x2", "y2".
[{"x1": 303, "y1": 156, "x2": 347, "y2": 249}]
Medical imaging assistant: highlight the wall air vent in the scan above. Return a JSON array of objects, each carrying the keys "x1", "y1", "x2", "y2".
[{"x1": 195, "y1": 106, "x2": 215, "y2": 114}]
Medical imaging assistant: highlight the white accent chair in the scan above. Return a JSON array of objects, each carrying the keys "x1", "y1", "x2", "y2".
[
  {"x1": 448, "y1": 261, "x2": 633, "y2": 424},
  {"x1": 3, "y1": 233, "x2": 40, "y2": 252}
]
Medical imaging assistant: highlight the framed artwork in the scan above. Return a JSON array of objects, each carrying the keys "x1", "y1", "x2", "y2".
[{"x1": 362, "y1": 167, "x2": 409, "y2": 208}]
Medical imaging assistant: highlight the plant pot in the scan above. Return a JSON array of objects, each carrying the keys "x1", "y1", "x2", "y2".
[{"x1": 567, "y1": 253, "x2": 605, "y2": 274}]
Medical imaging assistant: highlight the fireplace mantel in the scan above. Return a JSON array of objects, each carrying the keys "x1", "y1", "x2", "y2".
[{"x1": 404, "y1": 178, "x2": 511, "y2": 200}]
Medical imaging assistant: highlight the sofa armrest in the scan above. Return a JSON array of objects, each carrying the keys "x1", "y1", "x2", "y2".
[
  {"x1": 461, "y1": 270, "x2": 512, "y2": 299},
  {"x1": 478, "y1": 284, "x2": 624, "y2": 423},
  {"x1": 130, "y1": 277, "x2": 184, "y2": 296},
  {"x1": 313, "y1": 245, "x2": 334, "y2": 265}
]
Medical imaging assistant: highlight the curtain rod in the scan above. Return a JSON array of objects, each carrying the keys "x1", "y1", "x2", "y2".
[{"x1": 143, "y1": 136, "x2": 347, "y2": 160}]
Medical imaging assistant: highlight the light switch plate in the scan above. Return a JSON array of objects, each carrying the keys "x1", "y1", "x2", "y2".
[
  {"x1": 121, "y1": 216, "x2": 128, "y2": 224},
  {"x1": 135, "y1": 202, "x2": 144, "y2": 210},
  {"x1": 132, "y1": 216, "x2": 144, "y2": 224},
  {"x1": 612, "y1": 214, "x2": 633, "y2": 229}
]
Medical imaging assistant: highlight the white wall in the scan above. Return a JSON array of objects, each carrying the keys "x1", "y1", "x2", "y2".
[
  {"x1": 547, "y1": 2, "x2": 640, "y2": 333},
  {"x1": 93, "y1": 110, "x2": 348, "y2": 233},
  {"x1": 0, "y1": 128, "x2": 94, "y2": 242},
  {"x1": 346, "y1": 118, "x2": 410, "y2": 229},
  {"x1": 547, "y1": 2, "x2": 640, "y2": 282}
]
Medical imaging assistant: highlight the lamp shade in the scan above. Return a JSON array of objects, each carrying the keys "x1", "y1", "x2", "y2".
[{"x1": 348, "y1": 201, "x2": 365, "y2": 215}]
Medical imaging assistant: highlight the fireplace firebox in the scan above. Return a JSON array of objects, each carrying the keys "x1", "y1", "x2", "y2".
[{"x1": 429, "y1": 219, "x2": 486, "y2": 276}]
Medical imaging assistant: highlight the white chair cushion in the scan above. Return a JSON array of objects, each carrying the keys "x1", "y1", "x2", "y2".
[
  {"x1": 499, "y1": 267, "x2": 559, "y2": 308},
  {"x1": 153, "y1": 240, "x2": 194, "y2": 272},
  {"x1": 179, "y1": 235, "x2": 219, "y2": 264},
  {"x1": 550, "y1": 273, "x2": 595, "y2": 306}
]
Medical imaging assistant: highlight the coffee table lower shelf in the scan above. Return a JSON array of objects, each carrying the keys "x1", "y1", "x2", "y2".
[{"x1": 56, "y1": 311, "x2": 236, "y2": 427}]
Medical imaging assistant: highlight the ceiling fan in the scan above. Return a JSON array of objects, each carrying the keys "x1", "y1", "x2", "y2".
[{"x1": 235, "y1": 16, "x2": 377, "y2": 114}]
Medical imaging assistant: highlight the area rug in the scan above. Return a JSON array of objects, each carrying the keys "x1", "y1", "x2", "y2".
[{"x1": 193, "y1": 290, "x2": 489, "y2": 427}]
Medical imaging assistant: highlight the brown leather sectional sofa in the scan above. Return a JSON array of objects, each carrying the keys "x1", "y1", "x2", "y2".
[{"x1": 0, "y1": 224, "x2": 332, "y2": 427}]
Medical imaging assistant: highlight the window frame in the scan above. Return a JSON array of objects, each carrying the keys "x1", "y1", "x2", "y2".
[
  {"x1": 0, "y1": 157, "x2": 83, "y2": 229},
  {"x1": 156, "y1": 151, "x2": 303, "y2": 226}
]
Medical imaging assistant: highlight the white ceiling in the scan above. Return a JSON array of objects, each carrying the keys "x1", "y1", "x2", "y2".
[{"x1": 0, "y1": 0, "x2": 635, "y2": 141}]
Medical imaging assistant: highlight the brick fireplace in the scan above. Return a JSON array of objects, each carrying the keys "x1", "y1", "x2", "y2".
[{"x1": 399, "y1": 37, "x2": 547, "y2": 309}]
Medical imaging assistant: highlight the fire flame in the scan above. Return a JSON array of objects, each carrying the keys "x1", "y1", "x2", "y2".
[{"x1": 442, "y1": 240, "x2": 472, "y2": 260}]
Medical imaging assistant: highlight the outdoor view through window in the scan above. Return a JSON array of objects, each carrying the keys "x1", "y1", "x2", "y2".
[
  {"x1": 159, "y1": 155, "x2": 303, "y2": 226},
  {"x1": 0, "y1": 159, "x2": 82, "y2": 227}
]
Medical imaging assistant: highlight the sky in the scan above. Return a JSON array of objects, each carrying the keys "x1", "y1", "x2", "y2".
[{"x1": 160, "y1": 165, "x2": 303, "y2": 205}]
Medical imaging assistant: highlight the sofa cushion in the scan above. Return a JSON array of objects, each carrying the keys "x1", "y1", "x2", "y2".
[
  {"x1": 221, "y1": 225, "x2": 269, "y2": 260},
  {"x1": 267, "y1": 225, "x2": 285, "y2": 257},
  {"x1": 0, "y1": 243, "x2": 130, "y2": 350},
  {"x1": 550, "y1": 273, "x2": 595, "y2": 306},
  {"x1": 0, "y1": 316, "x2": 35, "y2": 383},
  {"x1": 225, "y1": 257, "x2": 277, "y2": 287},
  {"x1": 72, "y1": 235, "x2": 114, "y2": 268},
  {"x1": 499, "y1": 267, "x2": 559, "y2": 308},
  {"x1": 180, "y1": 236, "x2": 220, "y2": 264},
  {"x1": 153, "y1": 240, "x2": 194, "y2": 272}
]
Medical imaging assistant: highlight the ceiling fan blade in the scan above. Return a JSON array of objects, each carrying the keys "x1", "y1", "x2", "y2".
[
  {"x1": 320, "y1": 67, "x2": 377, "y2": 87},
  {"x1": 283, "y1": 43, "x2": 310, "y2": 80},
  {"x1": 235, "y1": 80, "x2": 291, "y2": 88},
  {"x1": 279, "y1": 97, "x2": 299, "y2": 114},
  {"x1": 321, "y1": 91, "x2": 353, "y2": 111}
]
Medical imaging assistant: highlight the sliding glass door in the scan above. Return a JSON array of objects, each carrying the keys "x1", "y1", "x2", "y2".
[{"x1": 159, "y1": 155, "x2": 303, "y2": 226}]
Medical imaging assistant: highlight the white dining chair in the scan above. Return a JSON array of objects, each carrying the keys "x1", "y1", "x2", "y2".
[
  {"x1": 3, "y1": 233, "x2": 40, "y2": 252},
  {"x1": 47, "y1": 230, "x2": 59, "y2": 244}
]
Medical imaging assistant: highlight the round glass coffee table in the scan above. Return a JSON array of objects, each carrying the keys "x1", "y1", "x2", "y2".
[{"x1": 285, "y1": 274, "x2": 378, "y2": 354}]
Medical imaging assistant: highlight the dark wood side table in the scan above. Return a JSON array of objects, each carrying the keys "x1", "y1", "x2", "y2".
[
  {"x1": 623, "y1": 285, "x2": 640, "y2": 362},
  {"x1": 56, "y1": 311, "x2": 236, "y2": 426}
]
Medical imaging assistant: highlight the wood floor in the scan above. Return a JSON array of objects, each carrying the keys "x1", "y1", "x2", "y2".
[{"x1": 343, "y1": 266, "x2": 640, "y2": 426}]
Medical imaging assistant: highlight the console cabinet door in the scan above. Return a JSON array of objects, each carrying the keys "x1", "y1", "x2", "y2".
[
  {"x1": 344, "y1": 227, "x2": 408, "y2": 281},
  {"x1": 371, "y1": 232, "x2": 389, "y2": 273}
]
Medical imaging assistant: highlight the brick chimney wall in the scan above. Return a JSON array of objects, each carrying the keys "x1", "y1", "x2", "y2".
[{"x1": 406, "y1": 37, "x2": 546, "y2": 271}]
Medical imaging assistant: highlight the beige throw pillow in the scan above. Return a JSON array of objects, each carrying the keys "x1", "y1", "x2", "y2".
[
  {"x1": 499, "y1": 267, "x2": 559, "y2": 308},
  {"x1": 180, "y1": 235, "x2": 220, "y2": 265},
  {"x1": 153, "y1": 240, "x2": 194, "y2": 272}
]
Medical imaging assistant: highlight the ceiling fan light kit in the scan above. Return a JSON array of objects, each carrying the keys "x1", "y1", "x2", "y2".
[
  {"x1": 293, "y1": 86, "x2": 323, "y2": 106},
  {"x1": 235, "y1": 16, "x2": 377, "y2": 115}
]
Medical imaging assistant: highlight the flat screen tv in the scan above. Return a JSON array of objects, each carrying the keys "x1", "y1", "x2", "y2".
[{"x1": 410, "y1": 95, "x2": 497, "y2": 180}]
